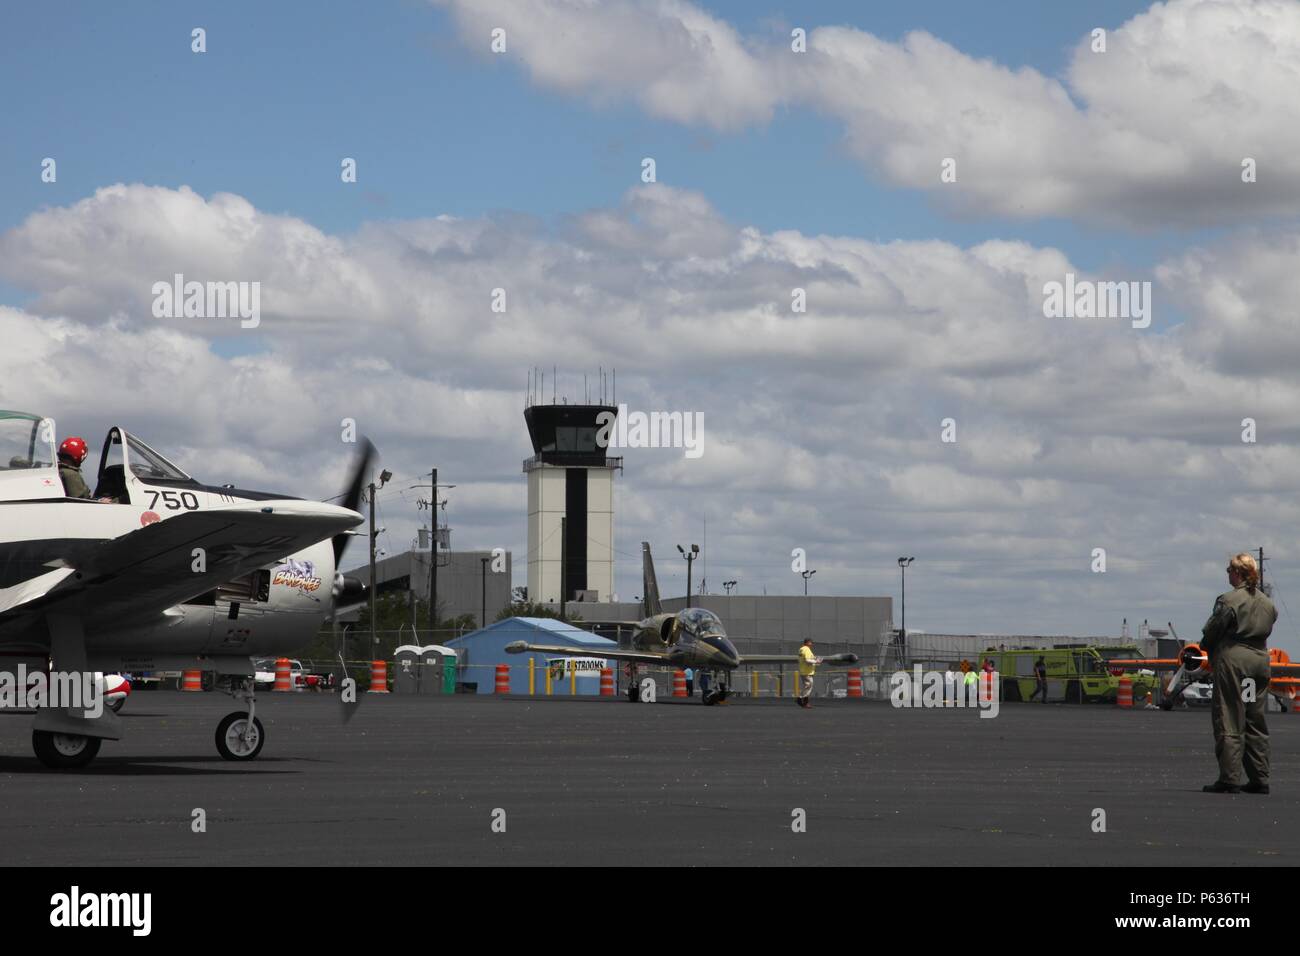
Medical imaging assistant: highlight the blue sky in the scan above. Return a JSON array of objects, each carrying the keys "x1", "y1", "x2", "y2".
[{"x1": 0, "y1": 0, "x2": 1211, "y2": 305}]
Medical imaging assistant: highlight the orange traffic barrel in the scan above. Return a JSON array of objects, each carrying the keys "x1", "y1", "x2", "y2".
[
  {"x1": 847, "y1": 669, "x2": 863, "y2": 698},
  {"x1": 980, "y1": 671, "x2": 994, "y2": 704},
  {"x1": 599, "y1": 667, "x2": 614, "y2": 696},
  {"x1": 182, "y1": 670, "x2": 202, "y2": 692},
  {"x1": 1117, "y1": 676, "x2": 1133, "y2": 708},
  {"x1": 494, "y1": 663, "x2": 510, "y2": 694},
  {"x1": 672, "y1": 670, "x2": 687, "y2": 697},
  {"x1": 368, "y1": 659, "x2": 389, "y2": 693},
  {"x1": 274, "y1": 658, "x2": 293, "y2": 692}
]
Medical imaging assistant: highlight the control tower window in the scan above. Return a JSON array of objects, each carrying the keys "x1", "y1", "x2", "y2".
[{"x1": 551, "y1": 426, "x2": 598, "y2": 453}]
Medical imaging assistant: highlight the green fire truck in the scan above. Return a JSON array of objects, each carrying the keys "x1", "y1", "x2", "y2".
[{"x1": 979, "y1": 644, "x2": 1160, "y2": 704}]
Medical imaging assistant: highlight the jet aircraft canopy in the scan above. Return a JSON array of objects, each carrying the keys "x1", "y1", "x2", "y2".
[{"x1": 679, "y1": 607, "x2": 727, "y2": 640}]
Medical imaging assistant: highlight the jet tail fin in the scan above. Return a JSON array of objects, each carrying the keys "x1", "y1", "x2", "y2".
[{"x1": 641, "y1": 542, "x2": 662, "y2": 618}]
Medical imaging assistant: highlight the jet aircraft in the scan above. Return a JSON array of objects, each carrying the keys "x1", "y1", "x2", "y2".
[{"x1": 506, "y1": 542, "x2": 858, "y2": 704}]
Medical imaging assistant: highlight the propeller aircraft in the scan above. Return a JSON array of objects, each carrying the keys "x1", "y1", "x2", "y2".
[{"x1": 0, "y1": 410, "x2": 373, "y2": 768}]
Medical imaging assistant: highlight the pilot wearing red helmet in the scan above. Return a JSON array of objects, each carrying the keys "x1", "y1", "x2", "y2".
[{"x1": 58, "y1": 437, "x2": 93, "y2": 499}]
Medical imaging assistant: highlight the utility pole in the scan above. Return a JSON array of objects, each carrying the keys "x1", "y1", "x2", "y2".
[
  {"x1": 429, "y1": 467, "x2": 437, "y2": 637},
  {"x1": 412, "y1": 467, "x2": 450, "y2": 638},
  {"x1": 1259, "y1": 546, "x2": 1268, "y2": 594},
  {"x1": 560, "y1": 517, "x2": 567, "y2": 622},
  {"x1": 481, "y1": 556, "x2": 489, "y2": 630}
]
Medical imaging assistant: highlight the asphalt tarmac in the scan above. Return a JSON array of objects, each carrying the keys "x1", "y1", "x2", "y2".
[{"x1": 0, "y1": 691, "x2": 1295, "y2": 866}]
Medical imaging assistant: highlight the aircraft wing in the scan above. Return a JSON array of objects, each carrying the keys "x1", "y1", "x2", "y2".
[
  {"x1": 1109, "y1": 658, "x2": 1300, "y2": 676},
  {"x1": 742, "y1": 652, "x2": 859, "y2": 666},
  {"x1": 504, "y1": 641, "x2": 670, "y2": 666},
  {"x1": 1107, "y1": 658, "x2": 1181, "y2": 671},
  {"x1": 0, "y1": 500, "x2": 362, "y2": 638}
]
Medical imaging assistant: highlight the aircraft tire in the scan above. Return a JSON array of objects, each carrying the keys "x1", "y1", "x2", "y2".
[
  {"x1": 215, "y1": 712, "x2": 265, "y2": 761},
  {"x1": 32, "y1": 730, "x2": 102, "y2": 770}
]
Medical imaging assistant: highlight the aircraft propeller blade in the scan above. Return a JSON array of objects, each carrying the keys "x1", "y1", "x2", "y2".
[{"x1": 333, "y1": 437, "x2": 376, "y2": 565}]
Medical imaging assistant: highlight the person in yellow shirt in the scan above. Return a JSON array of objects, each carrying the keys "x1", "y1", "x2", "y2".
[{"x1": 797, "y1": 638, "x2": 818, "y2": 709}]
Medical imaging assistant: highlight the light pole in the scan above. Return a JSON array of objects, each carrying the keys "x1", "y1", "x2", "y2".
[
  {"x1": 897, "y1": 557, "x2": 915, "y2": 659},
  {"x1": 677, "y1": 544, "x2": 699, "y2": 607},
  {"x1": 723, "y1": 580, "x2": 737, "y2": 595},
  {"x1": 367, "y1": 469, "x2": 392, "y2": 650},
  {"x1": 801, "y1": 569, "x2": 817, "y2": 595},
  {"x1": 480, "y1": 556, "x2": 490, "y2": 630}
]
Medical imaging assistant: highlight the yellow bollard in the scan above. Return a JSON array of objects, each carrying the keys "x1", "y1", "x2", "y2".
[
  {"x1": 570, "y1": 664, "x2": 577, "y2": 696},
  {"x1": 545, "y1": 663, "x2": 552, "y2": 696},
  {"x1": 751, "y1": 671, "x2": 759, "y2": 697},
  {"x1": 528, "y1": 657, "x2": 535, "y2": 695}
]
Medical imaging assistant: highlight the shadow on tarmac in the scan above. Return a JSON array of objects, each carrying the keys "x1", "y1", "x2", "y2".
[{"x1": 0, "y1": 755, "x2": 304, "y2": 776}]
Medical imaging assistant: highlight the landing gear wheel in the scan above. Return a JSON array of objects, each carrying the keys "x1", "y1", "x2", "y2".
[
  {"x1": 32, "y1": 730, "x2": 101, "y2": 770},
  {"x1": 215, "y1": 711, "x2": 265, "y2": 761}
]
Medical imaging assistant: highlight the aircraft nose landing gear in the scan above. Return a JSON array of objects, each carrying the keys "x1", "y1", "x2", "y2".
[
  {"x1": 216, "y1": 676, "x2": 265, "y2": 761},
  {"x1": 701, "y1": 669, "x2": 730, "y2": 705},
  {"x1": 215, "y1": 712, "x2": 264, "y2": 760}
]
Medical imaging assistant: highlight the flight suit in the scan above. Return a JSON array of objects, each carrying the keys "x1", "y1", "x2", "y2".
[
  {"x1": 58, "y1": 461, "x2": 92, "y2": 499},
  {"x1": 1202, "y1": 584, "x2": 1276, "y2": 787}
]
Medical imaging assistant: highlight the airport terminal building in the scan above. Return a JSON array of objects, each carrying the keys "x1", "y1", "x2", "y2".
[{"x1": 371, "y1": 548, "x2": 513, "y2": 628}]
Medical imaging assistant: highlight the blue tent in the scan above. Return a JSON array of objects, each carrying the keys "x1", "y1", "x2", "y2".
[{"x1": 443, "y1": 617, "x2": 618, "y2": 695}]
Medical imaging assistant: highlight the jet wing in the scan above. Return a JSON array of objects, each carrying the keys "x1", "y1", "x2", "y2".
[
  {"x1": 0, "y1": 500, "x2": 362, "y2": 637},
  {"x1": 742, "y1": 652, "x2": 859, "y2": 666},
  {"x1": 504, "y1": 641, "x2": 670, "y2": 666}
]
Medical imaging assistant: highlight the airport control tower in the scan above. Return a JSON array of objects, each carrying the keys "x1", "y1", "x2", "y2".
[{"x1": 523, "y1": 375, "x2": 621, "y2": 605}]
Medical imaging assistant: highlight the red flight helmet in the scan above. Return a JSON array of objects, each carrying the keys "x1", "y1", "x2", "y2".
[{"x1": 59, "y1": 436, "x2": 88, "y2": 465}]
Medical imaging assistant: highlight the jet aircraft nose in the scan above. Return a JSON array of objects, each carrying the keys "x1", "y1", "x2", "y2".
[{"x1": 703, "y1": 636, "x2": 740, "y2": 667}]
